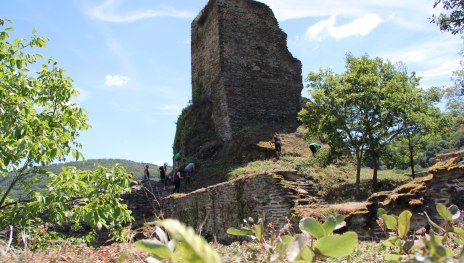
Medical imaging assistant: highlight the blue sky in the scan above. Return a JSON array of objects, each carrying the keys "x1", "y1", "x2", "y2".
[{"x1": 2, "y1": 0, "x2": 462, "y2": 166}]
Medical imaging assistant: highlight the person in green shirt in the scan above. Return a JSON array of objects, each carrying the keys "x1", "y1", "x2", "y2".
[
  {"x1": 174, "y1": 152, "x2": 183, "y2": 168},
  {"x1": 309, "y1": 143, "x2": 321, "y2": 155}
]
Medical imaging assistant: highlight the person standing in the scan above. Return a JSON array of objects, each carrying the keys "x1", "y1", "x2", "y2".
[
  {"x1": 143, "y1": 164, "x2": 150, "y2": 181},
  {"x1": 272, "y1": 133, "x2": 282, "y2": 158},
  {"x1": 173, "y1": 168, "x2": 183, "y2": 193},
  {"x1": 159, "y1": 162, "x2": 168, "y2": 189}
]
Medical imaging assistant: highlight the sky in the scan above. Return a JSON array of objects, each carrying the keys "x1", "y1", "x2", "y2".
[{"x1": 2, "y1": 0, "x2": 462, "y2": 166}]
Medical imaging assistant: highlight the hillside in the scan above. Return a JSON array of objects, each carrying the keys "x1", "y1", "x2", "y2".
[
  {"x1": 174, "y1": 126, "x2": 411, "y2": 202},
  {"x1": 0, "y1": 159, "x2": 172, "y2": 200}
]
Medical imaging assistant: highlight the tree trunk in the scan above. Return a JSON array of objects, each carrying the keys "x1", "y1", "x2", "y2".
[
  {"x1": 355, "y1": 151, "x2": 362, "y2": 200},
  {"x1": 372, "y1": 155, "x2": 378, "y2": 190},
  {"x1": 408, "y1": 137, "x2": 415, "y2": 179}
]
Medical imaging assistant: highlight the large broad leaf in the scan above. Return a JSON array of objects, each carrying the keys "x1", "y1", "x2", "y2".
[
  {"x1": 134, "y1": 240, "x2": 173, "y2": 260},
  {"x1": 334, "y1": 214, "x2": 346, "y2": 230},
  {"x1": 226, "y1": 227, "x2": 254, "y2": 237},
  {"x1": 314, "y1": 231, "x2": 358, "y2": 258},
  {"x1": 381, "y1": 214, "x2": 398, "y2": 230},
  {"x1": 287, "y1": 234, "x2": 309, "y2": 262},
  {"x1": 377, "y1": 208, "x2": 388, "y2": 218},
  {"x1": 322, "y1": 216, "x2": 337, "y2": 235},
  {"x1": 436, "y1": 203, "x2": 453, "y2": 221},
  {"x1": 158, "y1": 219, "x2": 223, "y2": 263},
  {"x1": 297, "y1": 245, "x2": 314, "y2": 262},
  {"x1": 398, "y1": 210, "x2": 412, "y2": 239},
  {"x1": 299, "y1": 218, "x2": 325, "y2": 238}
]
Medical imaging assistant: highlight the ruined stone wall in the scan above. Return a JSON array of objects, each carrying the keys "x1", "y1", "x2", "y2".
[
  {"x1": 157, "y1": 152, "x2": 464, "y2": 242},
  {"x1": 191, "y1": 0, "x2": 302, "y2": 141},
  {"x1": 347, "y1": 151, "x2": 464, "y2": 240},
  {"x1": 162, "y1": 173, "x2": 292, "y2": 242}
]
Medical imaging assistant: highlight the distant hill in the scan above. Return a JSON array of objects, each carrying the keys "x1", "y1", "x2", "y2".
[{"x1": 0, "y1": 159, "x2": 171, "y2": 200}]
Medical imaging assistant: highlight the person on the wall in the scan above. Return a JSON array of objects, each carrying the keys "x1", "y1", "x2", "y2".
[{"x1": 173, "y1": 168, "x2": 183, "y2": 193}]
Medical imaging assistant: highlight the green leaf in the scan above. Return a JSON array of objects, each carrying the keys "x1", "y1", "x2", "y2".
[
  {"x1": 451, "y1": 226, "x2": 464, "y2": 235},
  {"x1": 398, "y1": 210, "x2": 412, "y2": 239},
  {"x1": 299, "y1": 218, "x2": 326, "y2": 238},
  {"x1": 298, "y1": 245, "x2": 314, "y2": 262},
  {"x1": 287, "y1": 234, "x2": 308, "y2": 262},
  {"x1": 377, "y1": 208, "x2": 388, "y2": 218},
  {"x1": 134, "y1": 240, "x2": 173, "y2": 260},
  {"x1": 424, "y1": 211, "x2": 446, "y2": 233},
  {"x1": 436, "y1": 203, "x2": 453, "y2": 221},
  {"x1": 254, "y1": 223, "x2": 263, "y2": 241},
  {"x1": 314, "y1": 231, "x2": 358, "y2": 258},
  {"x1": 226, "y1": 227, "x2": 253, "y2": 237},
  {"x1": 381, "y1": 214, "x2": 398, "y2": 230},
  {"x1": 383, "y1": 236, "x2": 399, "y2": 247},
  {"x1": 334, "y1": 214, "x2": 346, "y2": 230},
  {"x1": 158, "y1": 219, "x2": 223, "y2": 263},
  {"x1": 322, "y1": 216, "x2": 337, "y2": 235}
]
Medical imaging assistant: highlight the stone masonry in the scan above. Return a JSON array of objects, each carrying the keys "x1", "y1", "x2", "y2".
[
  {"x1": 161, "y1": 170, "x2": 324, "y2": 242},
  {"x1": 155, "y1": 151, "x2": 464, "y2": 242},
  {"x1": 191, "y1": 0, "x2": 302, "y2": 141}
]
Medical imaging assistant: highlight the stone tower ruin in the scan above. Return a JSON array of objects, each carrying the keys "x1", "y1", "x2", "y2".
[{"x1": 191, "y1": 0, "x2": 302, "y2": 141}]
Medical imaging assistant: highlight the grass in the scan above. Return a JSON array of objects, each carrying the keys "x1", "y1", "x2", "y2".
[
  {"x1": 222, "y1": 154, "x2": 410, "y2": 203},
  {"x1": 213, "y1": 239, "x2": 389, "y2": 262}
]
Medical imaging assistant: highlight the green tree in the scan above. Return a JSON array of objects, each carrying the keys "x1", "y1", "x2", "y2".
[
  {"x1": 299, "y1": 54, "x2": 438, "y2": 197},
  {"x1": 431, "y1": 0, "x2": 464, "y2": 35},
  {"x1": 0, "y1": 19, "x2": 133, "y2": 243},
  {"x1": 0, "y1": 18, "x2": 89, "y2": 208},
  {"x1": 392, "y1": 87, "x2": 448, "y2": 178}
]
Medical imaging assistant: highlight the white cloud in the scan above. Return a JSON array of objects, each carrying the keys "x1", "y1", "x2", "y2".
[
  {"x1": 105, "y1": 74, "x2": 130, "y2": 86},
  {"x1": 306, "y1": 13, "x2": 383, "y2": 40},
  {"x1": 159, "y1": 104, "x2": 184, "y2": 115},
  {"x1": 259, "y1": 0, "x2": 432, "y2": 30},
  {"x1": 377, "y1": 38, "x2": 462, "y2": 87},
  {"x1": 88, "y1": 0, "x2": 195, "y2": 23}
]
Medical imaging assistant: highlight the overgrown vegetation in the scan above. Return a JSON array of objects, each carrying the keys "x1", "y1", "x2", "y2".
[{"x1": 0, "y1": 19, "x2": 134, "y2": 249}]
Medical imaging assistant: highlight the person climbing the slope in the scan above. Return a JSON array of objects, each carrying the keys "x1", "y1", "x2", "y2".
[
  {"x1": 172, "y1": 168, "x2": 183, "y2": 193},
  {"x1": 309, "y1": 143, "x2": 321, "y2": 156},
  {"x1": 272, "y1": 133, "x2": 282, "y2": 158},
  {"x1": 173, "y1": 151, "x2": 184, "y2": 169},
  {"x1": 184, "y1": 161, "x2": 195, "y2": 183},
  {"x1": 143, "y1": 164, "x2": 150, "y2": 181}
]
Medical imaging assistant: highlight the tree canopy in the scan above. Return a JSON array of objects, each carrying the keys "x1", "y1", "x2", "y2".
[
  {"x1": 431, "y1": 0, "x2": 464, "y2": 34},
  {"x1": 299, "y1": 54, "x2": 445, "y2": 198},
  {"x1": 0, "y1": 19, "x2": 134, "y2": 244}
]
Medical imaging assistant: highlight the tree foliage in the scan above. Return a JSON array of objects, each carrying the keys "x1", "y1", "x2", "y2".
[
  {"x1": 431, "y1": 0, "x2": 464, "y2": 35},
  {"x1": 0, "y1": 18, "x2": 90, "y2": 207},
  {"x1": 0, "y1": 19, "x2": 133, "y2": 244},
  {"x1": 299, "y1": 54, "x2": 445, "y2": 197}
]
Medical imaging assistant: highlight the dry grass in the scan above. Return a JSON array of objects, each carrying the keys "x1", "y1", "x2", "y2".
[{"x1": 0, "y1": 241, "x2": 148, "y2": 263}]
